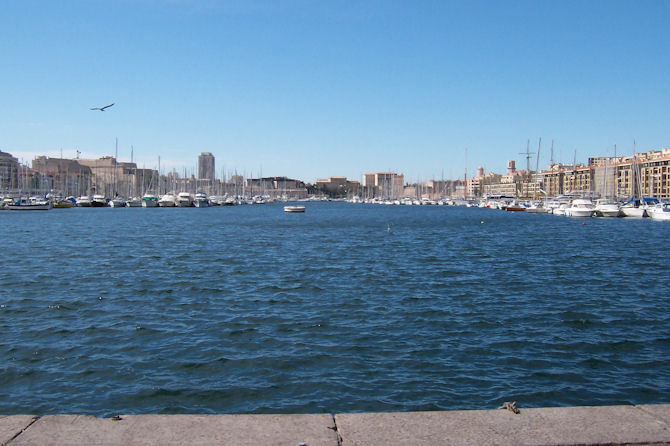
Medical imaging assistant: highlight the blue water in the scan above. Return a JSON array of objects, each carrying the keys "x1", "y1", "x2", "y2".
[{"x1": 1, "y1": 203, "x2": 669, "y2": 416}]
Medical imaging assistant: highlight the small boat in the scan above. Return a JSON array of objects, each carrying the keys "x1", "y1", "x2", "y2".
[
  {"x1": 175, "y1": 192, "x2": 193, "y2": 207},
  {"x1": 648, "y1": 202, "x2": 670, "y2": 221},
  {"x1": 108, "y1": 197, "x2": 126, "y2": 207},
  {"x1": 505, "y1": 201, "x2": 526, "y2": 212},
  {"x1": 193, "y1": 192, "x2": 209, "y2": 208},
  {"x1": 158, "y1": 193, "x2": 176, "y2": 207},
  {"x1": 594, "y1": 199, "x2": 621, "y2": 217},
  {"x1": 91, "y1": 194, "x2": 108, "y2": 207},
  {"x1": 565, "y1": 198, "x2": 596, "y2": 217},
  {"x1": 284, "y1": 205, "x2": 305, "y2": 213},
  {"x1": 6, "y1": 198, "x2": 51, "y2": 210},
  {"x1": 125, "y1": 197, "x2": 142, "y2": 207},
  {"x1": 76, "y1": 196, "x2": 92, "y2": 207},
  {"x1": 142, "y1": 194, "x2": 159, "y2": 208}
]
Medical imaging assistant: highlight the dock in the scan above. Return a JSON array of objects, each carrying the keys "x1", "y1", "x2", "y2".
[{"x1": 2, "y1": 404, "x2": 670, "y2": 445}]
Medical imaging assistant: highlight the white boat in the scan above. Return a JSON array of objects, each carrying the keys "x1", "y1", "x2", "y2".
[
  {"x1": 565, "y1": 199, "x2": 596, "y2": 217},
  {"x1": 284, "y1": 205, "x2": 305, "y2": 213},
  {"x1": 648, "y1": 202, "x2": 670, "y2": 221},
  {"x1": 76, "y1": 196, "x2": 93, "y2": 207},
  {"x1": 6, "y1": 198, "x2": 51, "y2": 210},
  {"x1": 525, "y1": 201, "x2": 548, "y2": 214},
  {"x1": 175, "y1": 192, "x2": 193, "y2": 207},
  {"x1": 91, "y1": 194, "x2": 107, "y2": 207},
  {"x1": 193, "y1": 192, "x2": 209, "y2": 208},
  {"x1": 594, "y1": 199, "x2": 621, "y2": 217},
  {"x1": 142, "y1": 194, "x2": 159, "y2": 208},
  {"x1": 108, "y1": 197, "x2": 126, "y2": 207},
  {"x1": 125, "y1": 197, "x2": 142, "y2": 207},
  {"x1": 621, "y1": 198, "x2": 656, "y2": 218},
  {"x1": 158, "y1": 193, "x2": 176, "y2": 207}
]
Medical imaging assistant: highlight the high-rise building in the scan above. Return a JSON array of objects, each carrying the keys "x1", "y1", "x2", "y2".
[
  {"x1": 0, "y1": 150, "x2": 20, "y2": 190},
  {"x1": 198, "y1": 152, "x2": 215, "y2": 180}
]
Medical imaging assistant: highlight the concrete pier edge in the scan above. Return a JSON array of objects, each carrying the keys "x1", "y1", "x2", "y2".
[{"x1": 2, "y1": 404, "x2": 670, "y2": 445}]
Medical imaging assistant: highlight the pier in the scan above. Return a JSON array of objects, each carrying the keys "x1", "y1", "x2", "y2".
[{"x1": 2, "y1": 404, "x2": 670, "y2": 445}]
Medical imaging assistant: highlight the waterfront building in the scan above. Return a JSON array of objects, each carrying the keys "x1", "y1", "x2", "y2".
[
  {"x1": 31, "y1": 156, "x2": 93, "y2": 197},
  {"x1": 314, "y1": 176, "x2": 361, "y2": 197},
  {"x1": 245, "y1": 176, "x2": 308, "y2": 199},
  {"x1": 362, "y1": 172, "x2": 404, "y2": 199},
  {"x1": 0, "y1": 150, "x2": 20, "y2": 192},
  {"x1": 534, "y1": 148, "x2": 670, "y2": 199}
]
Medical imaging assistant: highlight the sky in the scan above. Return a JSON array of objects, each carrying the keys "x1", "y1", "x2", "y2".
[{"x1": 2, "y1": 0, "x2": 669, "y2": 182}]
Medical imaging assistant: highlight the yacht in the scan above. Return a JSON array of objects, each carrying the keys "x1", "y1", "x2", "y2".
[
  {"x1": 142, "y1": 193, "x2": 159, "y2": 208},
  {"x1": 175, "y1": 192, "x2": 193, "y2": 207},
  {"x1": 91, "y1": 194, "x2": 107, "y2": 207},
  {"x1": 76, "y1": 196, "x2": 92, "y2": 207},
  {"x1": 565, "y1": 198, "x2": 596, "y2": 217},
  {"x1": 193, "y1": 192, "x2": 209, "y2": 208},
  {"x1": 648, "y1": 202, "x2": 670, "y2": 221},
  {"x1": 525, "y1": 201, "x2": 548, "y2": 214},
  {"x1": 158, "y1": 193, "x2": 176, "y2": 207},
  {"x1": 594, "y1": 199, "x2": 621, "y2": 217},
  {"x1": 108, "y1": 197, "x2": 126, "y2": 207},
  {"x1": 125, "y1": 197, "x2": 142, "y2": 207},
  {"x1": 621, "y1": 198, "x2": 656, "y2": 218}
]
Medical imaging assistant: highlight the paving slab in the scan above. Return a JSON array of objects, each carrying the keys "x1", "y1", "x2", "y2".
[
  {"x1": 335, "y1": 405, "x2": 670, "y2": 446},
  {"x1": 9, "y1": 414, "x2": 338, "y2": 446},
  {"x1": 636, "y1": 404, "x2": 670, "y2": 426},
  {"x1": 335, "y1": 411, "x2": 508, "y2": 446},
  {"x1": 0, "y1": 415, "x2": 36, "y2": 446},
  {"x1": 484, "y1": 405, "x2": 670, "y2": 445}
]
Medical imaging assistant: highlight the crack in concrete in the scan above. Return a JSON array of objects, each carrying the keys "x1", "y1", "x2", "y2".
[
  {"x1": 331, "y1": 414, "x2": 343, "y2": 446},
  {"x1": 3, "y1": 416, "x2": 39, "y2": 446}
]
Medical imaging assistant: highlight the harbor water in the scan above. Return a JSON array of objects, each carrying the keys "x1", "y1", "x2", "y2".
[{"x1": 1, "y1": 202, "x2": 669, "y2": 416}]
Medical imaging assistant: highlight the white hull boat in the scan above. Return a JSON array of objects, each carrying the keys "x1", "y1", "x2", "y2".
[{"x1": 649, "y1": 203, "x2": 670, "y2": 220}]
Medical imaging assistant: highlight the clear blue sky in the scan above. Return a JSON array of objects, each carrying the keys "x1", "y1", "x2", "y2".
[{"x1": 2, "y1": 0, "x2": 669, "y2": 182}]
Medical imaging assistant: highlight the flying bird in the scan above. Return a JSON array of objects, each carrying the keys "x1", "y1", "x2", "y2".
[{"x1": 90, "y1": 103, "x2": 115, "y2": 111}]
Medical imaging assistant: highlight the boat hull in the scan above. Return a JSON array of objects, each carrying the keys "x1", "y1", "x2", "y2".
[
  {"x1": 6, "y1": 204, "x2": 50, "y2": 210},
  {"x1": 284, "y1": 205, "x2": 305, "y2": 213}
]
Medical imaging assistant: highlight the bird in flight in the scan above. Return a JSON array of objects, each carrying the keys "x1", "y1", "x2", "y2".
[{"x1": 90, "y1": 103, "x2": 115, "y2": 111}]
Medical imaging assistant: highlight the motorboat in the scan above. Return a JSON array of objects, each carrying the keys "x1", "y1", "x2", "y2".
[
  {"x1": 175, "y1": 192, "x2": 193, "y2": 207},
  {"x1": 525, "y1": 201, "x2": 548, "y2": 213},
  {"x1": 594, "y1": 199, "x2": 621, "y2": 217},
  {"x1": 193, "y1": 192, "x2": 209, "y2": 208},
  {"x1": 108, "y1": 197, "x2": 126, "y2": 207},
  {"x1": 565, "y1": 198, "x2": 596, "y2": 217},
  {"x1": 6, "y1": 197, "x2": 51, "y2": 210},
  {"x1": 284, "y1": 205, "x2": 305, "y2": 213},
  {"x1": 621, "y1": 197, "x2": 657, "y2": 218},
  {"x1": 504, "y1": 200, "x2": 526, "y2": 212},
  {"x1": 648, "y1": 202, "x2": 670, "y2": 221},
  {"x1": 142, "y1": 194, "x2": 159, "y2": 208},
  {"x1": 76, "y1": 196, "x2": 92, "y2": 207},
  {"x1": 158, "y1": 193, "x2": 176, "y2": 207},
  {"x1": 125, "y1": 197, "x2": 142, "y2": 207},
  {"x1": 91, "y1": 194, "x2": 107, "y2": 207}
]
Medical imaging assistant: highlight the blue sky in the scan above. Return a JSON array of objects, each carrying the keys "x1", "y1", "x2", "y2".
[{"x1": 2, "y1": 0, "x2": 669, "y2": 182}]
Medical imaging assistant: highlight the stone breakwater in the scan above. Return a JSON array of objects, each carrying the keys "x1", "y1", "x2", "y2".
[{"x1": 2, "y1": 404, "x2": 670, "y2": 445}]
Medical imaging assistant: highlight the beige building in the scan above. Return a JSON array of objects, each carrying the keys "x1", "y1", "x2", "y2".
[
  {"x1": 534, "y1": 148, "x2": 670, "y2": 199},
  {"x1": 362, "y1": 172, "x2": 404, "y2": 199}
]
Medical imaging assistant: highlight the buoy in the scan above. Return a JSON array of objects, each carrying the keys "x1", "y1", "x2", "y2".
[
  {"x1": 481, "y1": 220, "x2": 484, "y2": 224},
  {"x1": 582, "y1": 221, "x2": 587, "y2": 226}
]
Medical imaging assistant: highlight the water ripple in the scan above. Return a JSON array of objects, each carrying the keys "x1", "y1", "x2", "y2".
[{"x1": 1, "y1": 203, "x2": 669, "y2": 415}]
